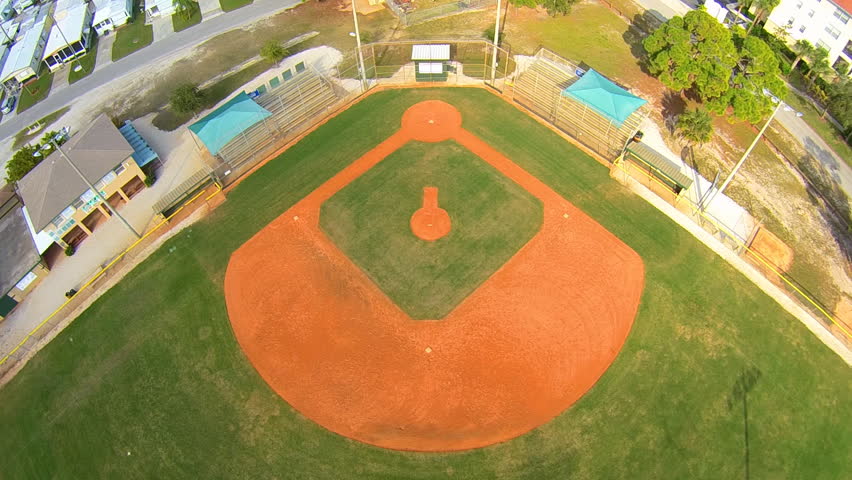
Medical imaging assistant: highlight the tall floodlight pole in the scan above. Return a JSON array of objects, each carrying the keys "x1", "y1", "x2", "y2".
[
  {"x1": 51, "y1": 139, "x2": 142, "y2": 239},
  {"x1": 490, "y1": 0, "x2": 502, "y2": 85},
  {"x1": 351, "y1": 0, "x2": 368, "y2": 92},
  {"x1": 716, "y1": 101, "x2": 783, "y2": 197}
]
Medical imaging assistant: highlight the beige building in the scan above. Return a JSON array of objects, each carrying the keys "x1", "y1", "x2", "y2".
[
  {"x1": 17, "y1": 114, "x2": 148, "y2": 250},
  {"x1": 0, "y1": 187, "x2": 48, "y2": 320}
]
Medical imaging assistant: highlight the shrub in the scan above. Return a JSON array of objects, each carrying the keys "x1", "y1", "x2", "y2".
[{"x1": 64, "y1": 245, "x2": 75, "y2": 256}]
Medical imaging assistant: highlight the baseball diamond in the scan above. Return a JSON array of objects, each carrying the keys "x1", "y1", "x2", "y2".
[{"x1": 0, "y1": 88, "x2": 848, "y2": 478}]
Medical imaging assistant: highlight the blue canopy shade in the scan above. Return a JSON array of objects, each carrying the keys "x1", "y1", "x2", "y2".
[
  {"x1": 562, "y1": 69, "x2": 646, "y2": 126},
  {"x1": 189, "y1": 92, "x2": 272, "y2": 155}
]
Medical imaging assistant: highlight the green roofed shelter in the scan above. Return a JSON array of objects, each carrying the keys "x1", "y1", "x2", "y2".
[
  {"x1": 562, "y1": 69, "x2": 647, "y2": 126},
  {"x1": 189, "y1": 92, "x2": 272, "y2": 156},
  {"x1": 625, "y1": 142, "x2": 694, "y2": 191}
]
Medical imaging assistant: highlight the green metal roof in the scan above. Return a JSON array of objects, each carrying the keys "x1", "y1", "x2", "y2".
[
  {"x1": 562, "y1": 69, "x2": 647, "y2": 126},
  {"x1": 189, "y1": 92, "x2": 272, "y2": 155},
  {"x1": 626, "y1": 142, "x2": 694, "y2": 190}
]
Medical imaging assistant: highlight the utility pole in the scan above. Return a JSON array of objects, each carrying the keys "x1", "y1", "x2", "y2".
[
  {"x1": 490, "y1": 0, "x2": 502, "y2": 85},
  {"x1": 351, "y1": 0, "x2": 368, "y2": 92},
  {"x1": 716, "y1": 101, "x2": 783, "y2": 196},
  {"x1": 51, "y1": 139, "x2": 142, "y2": 239}
]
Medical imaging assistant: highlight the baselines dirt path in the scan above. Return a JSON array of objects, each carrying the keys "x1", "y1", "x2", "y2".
[{"x1": 224, "y1": 101, "x2": 645, "y2": 451}]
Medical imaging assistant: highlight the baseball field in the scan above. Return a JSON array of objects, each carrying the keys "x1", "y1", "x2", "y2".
[{"x1": 0, "y1": 88, "x2": 849, "y2": 478}]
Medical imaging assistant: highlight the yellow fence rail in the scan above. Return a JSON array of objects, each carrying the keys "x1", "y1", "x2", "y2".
[
  {"x1": 612, "y1": 155, "x2": 852, "y2": 342},
  {"x1": 0, "y1": 184, "x2": 223, "y2": 368}
]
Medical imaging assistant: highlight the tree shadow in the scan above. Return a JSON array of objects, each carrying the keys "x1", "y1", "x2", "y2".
[
  {"x1": 728, "y1": 366, "x2": 762, "y2": 480},
  {"x1": 622, "y1": 11, "x2": 665, "y2": 76},
  {"x1": 798, "y1": 137, "x2": 852, "y2": 264},
  {"x1": 662, "y1": 90, "x2": 686, "y2": 134}
]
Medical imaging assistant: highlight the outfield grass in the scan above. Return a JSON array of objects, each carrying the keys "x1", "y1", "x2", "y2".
[
  {"x1": 68, "y1": 37, "x2": 99, "y2": 84},
  {"x1": 111, "y1": 13, "x2": 153, "y2": 61},
  {"x1": 172, "y1": 1, "x2": 202, "y2": 32},
  {"x1": 16, "y1": 73, "x2": 54, "y2": 113},
  {"x1": 0, "y1": 89, "x2": 848, "y2": 478},
  {"x1": 320, "y1": 140, "x2": 542, "y2": 319}
]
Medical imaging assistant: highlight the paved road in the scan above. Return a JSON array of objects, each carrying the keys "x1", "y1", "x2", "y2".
[
  {"x1": 631, "y1": 0, "x2": 852, "y2": 201},
  {"x1": 0, "y1": 0, "x2": 302, "y2": 141}
]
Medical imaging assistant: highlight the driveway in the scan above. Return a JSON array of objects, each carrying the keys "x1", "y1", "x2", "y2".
[{"x1": 151, "y1": 15, "x2": 175, "y2": 42}]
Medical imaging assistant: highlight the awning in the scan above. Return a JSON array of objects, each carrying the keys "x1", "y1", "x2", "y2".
[
  {"x1": 189, "y1": 92, "x2": 272, "y2": 155},
  {"x1": 562, "y1": 69, "x2": 646, "y2": 126}
]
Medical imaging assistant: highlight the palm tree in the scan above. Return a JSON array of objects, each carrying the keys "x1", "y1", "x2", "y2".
[
  {"x1": 173, "y1": 0, "x2": 196, "y2": 20},
  {"x1": 747, "y1": 0, "x2": 781, "y2": 34},
  {"x1": 790, "y1": 39, "x2": 815, "y2": 71},
  {"x1": 806, "y1": 47, "x2": 833, "y2": 87},
  {"x1": 676, "y1": 107, "x2": 714, "y2": 165}
]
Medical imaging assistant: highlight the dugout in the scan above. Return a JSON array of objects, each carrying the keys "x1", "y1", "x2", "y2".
[
  {"x1": 411, "y1": 44, "x2": 450, "y2": 82},
  {"x1": 614, "y1": 141, "x2": 694, "y2": 204}
]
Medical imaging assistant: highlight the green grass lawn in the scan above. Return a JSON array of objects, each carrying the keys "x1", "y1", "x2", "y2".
[
  {"x1": 0, "y1": 88, "x2": 848, "y2": 479},
  {"x1": 11, "y1": 106, "x2": 70, "y2": 149},
  {"x1": 172, "y1": 1, "x2": 202, "y2": 32},
  {"x1": 320, "y1": 140, "x2": 542, "y2": 319},
  {"x1": 111, "y1": 14, "x2": 154, "y2": 61},
  {"x1": 151, "y1": 60, "x2": 273, "y2": 131},
  {"x1": 219, "y1": 0, "x2": 253, "y2": 12},
  {"x1": 16, "y1": 73, "x2": 54, "y2": 113},
  {"x1": 68, "y1": 37, "x2": 100, "y2": 84}
]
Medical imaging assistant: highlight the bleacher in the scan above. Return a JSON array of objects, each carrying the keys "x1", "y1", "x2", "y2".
[
  {"x1": 217, "y1": 69, "x2": 339, "y2": 167},
  {"x1": 513, "y1": 51, "x2": 643, "y2": 160}
]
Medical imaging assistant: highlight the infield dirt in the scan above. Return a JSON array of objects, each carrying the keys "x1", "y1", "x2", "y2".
[{"x1": 224, "y1": 100, "x2": 645, "y2": 451}]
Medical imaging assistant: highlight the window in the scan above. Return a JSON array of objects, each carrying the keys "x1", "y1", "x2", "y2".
[
  {"x1": 795, "y1": 0, "x2": 802, "y2": 8},
  {"x1": 835, "y1": 8, "x2": 850, "y2": 24},
  {"x1": 826, "y1": 25, "x2": 841, "y2": 39},
  {"x1": 799, "y1": 25, "x2": 807, "y2": 33},
  {"x1": 51, "y1": 214, "x2": 65, "y2": 228},
  {"x1": 808, "y1": 9, "x2": 815, "y2": 17},
  {"x1": 817, "y1": 40, "x2": 830, "y2": 51},
  {"x1": 81, "y1": 189, "x2": 96, "y2": 203},
  {"x1": 295, "y1": 62, "x2": 306, "y2": 73},
  {"x1": 282, "y1": 69, "x2": 293, "y2": 81},
  {"x1": 100, "y1": 171, "x2": 117, "y2": 185},
  {"x1": 114, "y1": 163, "x2": 126, "y2": 175},
  {"x1": 786, "y1": 17, "x2": 794, "y2": 27},
  {"x1": 71, "y1": 198, "x2": 83, "y2": 209}
]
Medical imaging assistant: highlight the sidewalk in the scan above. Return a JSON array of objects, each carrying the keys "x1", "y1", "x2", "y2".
[{"x1": 0, "y1": 122, "x2": 208, "y2": 358}]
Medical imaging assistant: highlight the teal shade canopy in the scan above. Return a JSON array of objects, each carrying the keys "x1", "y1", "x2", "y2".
[
  {"x1": 189, "y1": 92, "x2": 272, "y2": 155},
  {"x1": 562, "y1": 69, "x2": 646, "y2": 125}
]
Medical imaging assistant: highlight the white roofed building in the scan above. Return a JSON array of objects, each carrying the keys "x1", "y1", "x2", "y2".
[
  {"x1": 144, "y1": 0, "x2": 177, "y2": 18},
  {"x1": 765, "y1": 0, "x2": 852, "y2": 73},
  {"x1": 91, "y1": 0, "x2": 132, "y2": 36},
  {"x1": 41, "y1": 0, "x2": 95, "y2": 72},
  {"x1": 0, "y1": 4, "x2": 49, "y2": 89}
]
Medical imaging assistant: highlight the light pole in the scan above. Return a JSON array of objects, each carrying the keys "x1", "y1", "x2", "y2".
[
  {"x1": 38, "y1": 138, "x2": 142, "y2": 239},
  {"x1": 490, "y1": 0, "x2": 502, "y2": 85},
  {"x1": 712, "y1": 90, "x2": 802, "y2": 200},
  {"x1": 351, "y1": 0, "x2": 368, "y2": 92}
]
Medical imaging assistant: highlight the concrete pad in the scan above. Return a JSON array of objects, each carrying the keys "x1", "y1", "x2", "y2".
[
  {"x1": 152, "y1": 15, "x2": 175, "y2": 42},
  {"x1": 94, "y1": 33, "x2": 115, "y2": 72},
  {"x1": 198, "y1": 0, "x2": 222, "y2": 19}
]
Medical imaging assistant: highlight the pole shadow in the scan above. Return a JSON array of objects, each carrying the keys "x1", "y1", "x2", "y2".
[{"x1": 727, "y1": 366, "x2": 762, "y2": 480}]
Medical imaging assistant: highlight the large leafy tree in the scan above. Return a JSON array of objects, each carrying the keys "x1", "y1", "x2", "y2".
[
  {"x1": 643, "y1": 11, "x2": 738, "y2": 102},
  {"x1": 828, "y1": 80, "x2": 852, "y2": 141},
  {"x1": 708, "y1": 35, "x2": 787, "y2": 123},
  {"x1": 170, "y1": 83, "x2": 204, "y2": 114},
  {"x1": 5, "y1": 131, "x2": 69, "y2": 183},
  {"x1": 509, "y1": 0, "x2": 576, "y2": 15},
  {"x1": 645, "y1": 12, "x2": 786, "y2": 123}
]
